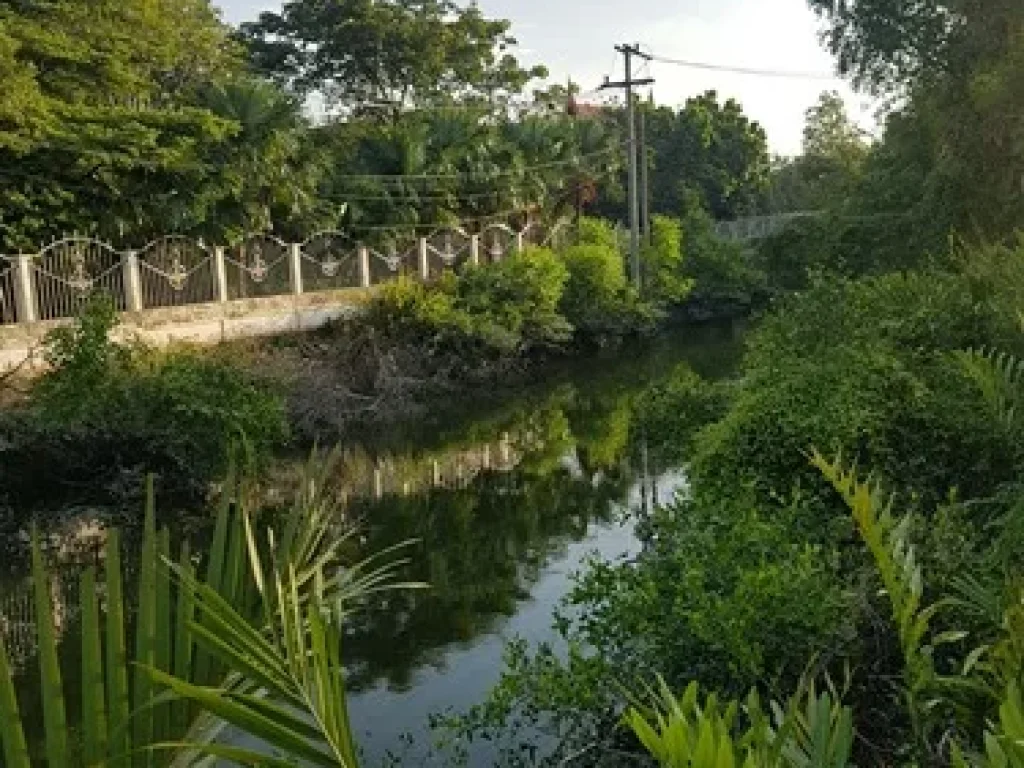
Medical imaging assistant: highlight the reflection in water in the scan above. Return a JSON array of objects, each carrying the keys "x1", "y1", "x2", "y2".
[{"x1": 0, "y1": 322, "x2": 743, "y2": 765}]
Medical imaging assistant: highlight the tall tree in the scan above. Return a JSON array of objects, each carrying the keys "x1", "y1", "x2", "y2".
[
  {"x1": 594, "y1": 92, "x2": 769, "y2": 223},
  {"x1": 808, "y1": 0, "x2": 1024, "y2": 241},
  {"x1": 802, "y1": 91, "x2": 867, "y2": 166},
  {"x1": 0, "y1": 0, "x2": 242, "y2": 248},
  {"x1": 239, "y1": 0, "x2": 548, "y2": 118}
]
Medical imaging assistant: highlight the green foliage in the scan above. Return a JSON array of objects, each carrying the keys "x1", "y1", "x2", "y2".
[
  {"x1": 12, "y1": 297, "x2": 288, "y2": 495},
  {"x1": 371, "y1": 236, "x2": 667, "y2": 361},
  {"x1": 642, "y1": 215, "x2": 695, "y2": 306},
  {"x1": 0, "y1": 455, "x2": 412, "y2": 767},
  {"x1": 812, "y1": 453, "x2": 950, "y2": 746},
  {"x1": 559, "y1": 242, "x2": 658, "y2": 343},
  {"x1": 574, "y1": 216, "x2": 621, "y2": 250},
  {"x1": 32, "y1": 294, "x2": 130, "y2": 420},
  {"x1": 679, "y1": 201, "x2": 767, "y2": 319},
  {"x1": 694, "y1": 268, "x2": 1023, "y2": 515},
  {"x1": 373, "y1": 247, "x2": 572, "y2": 358},
  {"x1": 596, "y1": 95, "x2": 769, "y2": 222},
  {"x1": 240, "y1": 0, "x2": 546, "y2": 113},
  {"x1": 624, "y1": 678, "x2": 854, "y2": 768},
  {"x1": 0, "y1": 0, "x2": 251, "y2": 249}
]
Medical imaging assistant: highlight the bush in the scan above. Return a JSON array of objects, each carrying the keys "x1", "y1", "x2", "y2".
[
  {"x1": 456, "y1": 247, "x2": 573, "y2": 352},
  {"x1": 371, "y1": 247, "x2": 573, "y2": 359},
  {"x1": 680, "y1": 203, "x2": 767, "y2": 319},
  {"x1": 9, "y1": 296, "x2": 288, "y2": 502},
  {"x1": 692, "y1": 269, "x2": 1023, "y2": 518},
  {"x1": 641, "y1": 215, "x2": 694, "y2": 306},
  {"x1": 559, "y1": 242, "x2": 658, "y2": 343}
]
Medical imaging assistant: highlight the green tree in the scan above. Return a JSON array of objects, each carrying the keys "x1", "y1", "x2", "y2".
[
  {"x1": 0, "y1": 0, "x2": 242, "y2": 249},
  {"x1": 240, "y1": 0, "x2": 547, "y2": 117},
  {"x1": 196, "y1": 78, "x2": 337, "y2": 240},
  {"x1": 808, "y1": 0, "x2": 1024, "y2": 242},
  {"x1": 595, "y1": 93, "x2": 769, "y2": 223},
  {"x1": 762, "y1": 91, "x2": 867, "y2": 214}
]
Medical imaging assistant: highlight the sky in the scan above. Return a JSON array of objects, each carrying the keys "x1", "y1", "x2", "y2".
[{"x1": 214, "y1": 0, "x2": 876, "y2": 156}]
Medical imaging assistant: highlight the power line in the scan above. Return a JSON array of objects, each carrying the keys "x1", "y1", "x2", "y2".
[
  {"x1": 328, "y1": 147, "x2": 622, "y2": 185},
  {"x1": 649, "y1": 53, "x2": 838, "y2": 81},
  {"x1": 325, "y1": 167, "x2": 617, "y2": 202},
  {"x1": 349, "y1": 206, "x2": 542, "y2": 232}
]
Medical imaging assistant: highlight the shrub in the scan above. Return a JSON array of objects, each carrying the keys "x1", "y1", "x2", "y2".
[
  {"x1": 680, "y1": 203, "x2": 767, "y2": 319},
  {"x1": 692, "y1": 269, "x2": 1022, "y2": 517},
  {"x1": 11, "y1": 296, "x2": 288, "y2": 501},
  {"x1": 456, "y1": 246, "x2": 572, "y2": 352},
  {"x1": 372, "y1": 247, "x2": 573, "y2": 358},
  {"x1": 756, "y1": 215, "x2": 843, "y2": 292},
  {"x1": 574, "y1": 216, "x2": 621, "y2": 250},
  {"x1": 641, "y1": 214, "x2": 694, "y2": 306},
  {"x1": 559, "y1": 242, "x2": 657, "y2": 343}
]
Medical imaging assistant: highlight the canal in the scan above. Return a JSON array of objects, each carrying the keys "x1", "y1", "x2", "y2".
[{"x1": 1, "y1": 321, "x2": 743, "y2": 765}]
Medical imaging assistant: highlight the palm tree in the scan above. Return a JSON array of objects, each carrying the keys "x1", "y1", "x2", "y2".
[{"x1": 198, "y1": 79, "x2": 332, "y2": 239}]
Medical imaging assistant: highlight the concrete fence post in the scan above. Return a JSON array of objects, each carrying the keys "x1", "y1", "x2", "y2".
[
  {"x1": 417, "y1": 237, "x2": 430, "y2": 281},
  {"x1": 14, "y1": 254, "x2": 38, "y2": 324},
  {"x1": 123, "y1": 251, "x2": 144, "y2": 312},
  {"x1": 213, "y1": 246, "x2": 229, "y2": 303},
  {"x1": 469, "y1": 235, "x2": 480, "y2": 267},
  {"x1": 358, "y1": 245, "x2": 371, "y2": 288},
  {"x1": 288, "y1": 242, "x2": 304, "y2": 296}
]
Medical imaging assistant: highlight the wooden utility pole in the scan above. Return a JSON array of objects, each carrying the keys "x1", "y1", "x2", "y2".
[{"x1": 600, "y1": 44, "x2": 653, "y2": 288}]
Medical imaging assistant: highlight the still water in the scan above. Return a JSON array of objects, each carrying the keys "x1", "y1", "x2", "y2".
[
  {"x1": 2, "y1": 322, "x2": 742, "y2": 765},
  {"x1": 328, "y1": 324, "x2": 742, "y2": 764}
]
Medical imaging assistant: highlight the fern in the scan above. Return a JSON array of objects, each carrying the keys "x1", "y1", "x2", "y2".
[
  {"x1": 811, "y1": 451, "x2": 953, "y2": 747},
  {"x1": 954, "y1": 348, "x2": 1024, "y2": 432}
]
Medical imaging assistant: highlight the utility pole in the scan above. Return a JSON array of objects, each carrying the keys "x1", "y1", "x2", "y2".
[
  {"x1": 600, "y1": 44, "x2": 653, "y2": 288},
  {"x1": 639, "y1": 98, "x2": 651, "y2": 246}
]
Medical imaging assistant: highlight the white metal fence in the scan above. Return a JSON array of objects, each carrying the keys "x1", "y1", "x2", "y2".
[
  {"x1": 0, "y1": 256, "x2": 17, "y2": 325},
  {"x1": 0, "y1": 219, "x2": 572, "y2": 326}
]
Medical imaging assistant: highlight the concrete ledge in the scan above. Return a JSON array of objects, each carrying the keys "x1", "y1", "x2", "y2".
[{"x1": 0, "y1": 288, "x2": 374, "y2": 373}]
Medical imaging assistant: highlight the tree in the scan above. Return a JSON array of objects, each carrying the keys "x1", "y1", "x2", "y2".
[
  {"x1": 239, "y1": 0, "x2": 548, "y2": 118},
  {"x1": 594, "y1": 92, "x2": 769, "y2": 223},
  {"x1": 762, "y1": 91, "x2": 867, "y2": 214},
  {"x1": 802, "y1": 91, "x2": 867, "y2": 166},
  {"x1": 195, "y1": 78, "x2": 337, "y2": 240},
  {"x1": 807, "y1": 0, "x2": 1024, "y2": 242},
  {"x1": 0, "y1": 0, "x2": 242, "y2": 249}
]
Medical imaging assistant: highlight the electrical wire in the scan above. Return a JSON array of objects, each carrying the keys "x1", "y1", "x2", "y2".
[
  {"x1": 327, "y1": 146, "x2": 622, "y2": 185},
  {"x1": 349, "y1": 205, "x2": 543, "y2": 232},
  {"x1": 322, "y1": 166, "x2": 618, "y2": 203},
  {"x1": 649, "y1": 53, "x2": 838, "y2": 81}
]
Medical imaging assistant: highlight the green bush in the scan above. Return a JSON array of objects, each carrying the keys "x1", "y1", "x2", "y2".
[
  {"x1": 456, "y1": 246, "x2": 572, "y2": 352},
  {"x1": 574, "y1": 216, "x2": 621, "y2": 251},
  {"x1": 371, "y1": 247, "x2": 572, "y2": 358},
  {"x1": 693, "y1": 269, "x2": 1022, "y2": 517},
  {"x1": 680, "y1": 203, "x2": 767, "y2": 319},
  {"x1": 755, "y1": 216, "x2": 843, "y2": 292},
  {"x1": 559, "y1": 242, "x2": 658, "y2": 343},
  {"x1": 641, "y1": 214, "x2": 694, "y2": 306},
  {"x1": 13, "y1": 296, "x2": 288, "y2": 499}
]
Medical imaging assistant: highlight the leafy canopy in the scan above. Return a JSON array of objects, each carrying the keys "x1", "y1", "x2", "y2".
[{"x1": 240, "y1": 0, "x2": 548, "y2": 116}]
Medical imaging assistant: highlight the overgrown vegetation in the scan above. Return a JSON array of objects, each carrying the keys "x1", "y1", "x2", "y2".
[
  {"x1": 0, "y1": 296, "x2": 287, "y2": 509},
  {"x1": 445, "y1": 239, "x2": 1024, "y2": 765},
  {"x1": 285, "y1": 225, "x2": 687, "y2": 436}
]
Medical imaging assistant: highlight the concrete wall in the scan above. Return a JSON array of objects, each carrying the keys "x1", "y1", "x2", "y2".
[{"x1": 0, "y1": 288, "x2": 373, "y2": 373}]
